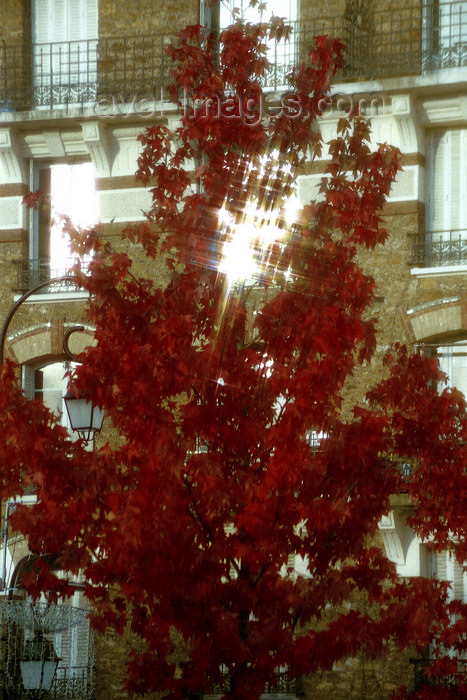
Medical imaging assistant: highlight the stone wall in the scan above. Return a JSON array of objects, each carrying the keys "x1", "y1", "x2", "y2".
[
  {"x1": 0, "y1": 0, "x2": 29, "y2": 42},
  {"x1": 98, "y1": 0, "x2": 198, "y2": 36}
]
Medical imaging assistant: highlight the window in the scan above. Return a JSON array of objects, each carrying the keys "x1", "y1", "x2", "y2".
[
  {"x1": 217, "y1": 0, "x2": 298, "y2": 88},
  {"x1": 219, "y1": 0, "x2": 298, "y2": 25},
  {"x1": 52, "y1": 589, "x2": 93, "y2": 684},
  {"x1": 23, "y1": 361, "x2": 76, "y2": 431},
  {"x1": 24, "y1": 359, "x2": 97, "y2": 447},
  {"x1": 425, "y1": 128, "x2": 467, "y2": 266},
  {"x1": 434, "y1": 549, "x2": 467, "y2": 603},
  {"x1": 423, "y1": 0, "x2": 467, "y2": 71},
  {"x1": 436, "y1": 340, "x2": 467, "y2": 397},
  {"x1": 32, "y1": 0, "x2": 98, "y2": 106},
  {"x1": 27, "y1": 161, "x2": 97, "y2": 289}
]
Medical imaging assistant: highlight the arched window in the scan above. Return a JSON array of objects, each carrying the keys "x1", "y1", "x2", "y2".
[
  {"x1": 22, "y1": 360, "x2": 96, "y2": 448},
  {"x1": 23, "y1": 360, "x2": 77, "y2": 432}
]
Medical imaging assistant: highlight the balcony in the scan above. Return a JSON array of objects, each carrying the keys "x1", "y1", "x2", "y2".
[
  {"x1": 0, "y1": 33, "x2": 177, "y2": 112},
  {"x1": 50, "y1": 667, "x2": 94, "y2": 700},
  {"x1": 411, "y1": 658, "x2": 467, "y2": 691},
  {"x1": 210, "y1": 668, "x2": 301, "y2": 696},
  {"x1": 1, "y1": 4, "x2": 467, "y2": 113},
  {"x1": 410, "y1": 229, "x2": 467, "y2": 268},
  {"x1": 15, "y1": 258, "x2": 91, "y2": 294}
]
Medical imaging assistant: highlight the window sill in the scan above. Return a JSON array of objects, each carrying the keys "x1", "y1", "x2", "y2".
[
  {"x1": 410, "y1": 264, "x2": 467, "y2": 278},
  {"x1": 13, "y1": 291, "x2": 90, "y2": 304}
]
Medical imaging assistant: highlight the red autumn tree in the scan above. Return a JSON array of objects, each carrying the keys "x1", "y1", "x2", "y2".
[{"x1": 0, "y1": 6, "x2": 466, "y2": 699}]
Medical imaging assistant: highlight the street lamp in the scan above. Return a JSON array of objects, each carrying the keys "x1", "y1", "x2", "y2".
[
  {"x1": 0, "y1": 276, "x2": 104, "y2": 442},
  {"x1": 63, "y1": 389, "x2": 105, "y2": 442},
  {"x1": 20, "y1": 631, "x2": 60, "y2": 699},
  {"x1": 61, "y1": 324, "x2": 105, "y2": 443}
]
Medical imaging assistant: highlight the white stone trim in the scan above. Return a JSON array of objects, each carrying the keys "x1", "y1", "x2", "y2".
[{"x1": 410, "y1": 265, "x2": 467, "y2": 277}]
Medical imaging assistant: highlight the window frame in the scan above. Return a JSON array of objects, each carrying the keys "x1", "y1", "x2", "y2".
[{"x1": 25, "y1": 159, "x2": 97, "y2": 292}]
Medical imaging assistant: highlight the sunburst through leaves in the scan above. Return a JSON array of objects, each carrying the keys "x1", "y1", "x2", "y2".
[{"x1": 217, "y1": 149, "x2": 300, "y2": 287}]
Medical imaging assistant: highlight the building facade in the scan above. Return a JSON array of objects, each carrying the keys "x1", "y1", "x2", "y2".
[{"x1": 0, "y1": 0, "x2": 466, "y2": 697}]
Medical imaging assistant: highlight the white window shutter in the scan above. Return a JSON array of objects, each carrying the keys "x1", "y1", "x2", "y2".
[
  {"x1": 428, "y1": 128, "x2": 467, "y2": 235},
  {"x1": 75, "y1": 618, "x2": 92, "y2": 668},
  {"x1": 22, "y1": 366, "x2": 35, "y2": 401},
  {"x1": 51, "y1": 0, "x2": 67, "y2": 43},
  {"x1": 67, "y1": 0, "x2": 83, "y2": 41},
  {"x1": 85, "y1": 0, "x2": 99, "y2": 40},
  {"x1": 428, "y1": 130, "x2": 445, "y2": 233},
  {"x1": 453, "y1": 558, "x2": 465, "y2": 601},
  {"x1": 436, "y1": 550, "x2": 448, "y2": 582},
  {"x1": 67, "y1": 0, "x2": 98, "y2": 41},
  {"x1": 33, "y1": 0, "x2": 97, "y2": 43},
  {"x1": 460, "y1": 130, "x2": 467, "y2": 231},
  {"x1": 32, "y1": 0, "x2": 65, "y2": 91},
  {"x1": 32, "y1": 0, "x2": 52, "y2": 44},
  {"x1": 449, "y1": 129, "x2": 461, "y2": 231}
]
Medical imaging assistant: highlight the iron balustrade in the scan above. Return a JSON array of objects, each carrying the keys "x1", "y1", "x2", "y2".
[
  {"x1": 50, "y1": 666, "x2": 94, "y2": 700},
  {"x1": 422, "y1": 0, "x2": 467, "y2": 71},
  {"x1": 210, "y1": 669, "x2": 301, "y2": 696},
  {"x1": 1, "y1": 5, "x2": 467, "y2": 112},
  {"x1": 0, "y1": 33, "x2": 178, "y2": 111},
  {"x1": 16, "y1": 258, "x2": 91, "y2": 293},
  {"x1": 410, "y1": 229, "x2": 467, "y2": 267},
  {"x1": 0, "y1": 600, "x2": 94, "y2": 700},
  {"x1": 32, "y1": 39, "x2": 99, "y2": 108},
  {"x1": 411, "y1": 658, "x2": 467, "y2": 691}
]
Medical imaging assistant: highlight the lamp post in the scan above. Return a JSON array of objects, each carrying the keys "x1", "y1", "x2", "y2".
[
  {"x1": 61, "y1": 325, "x2": 105, "y2": 443},
  {"x1": 0, "y1": 277, "x2": 100, "y2": 697},
  {"x1": 0, "y1": 276, "x2": 104, "y2": 442},
  {"x1": 0, "y1": 277, "x2": 75, "y2": 365}
]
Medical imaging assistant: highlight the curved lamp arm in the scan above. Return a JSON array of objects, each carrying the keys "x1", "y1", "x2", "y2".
[
  {"x1": 63, "y1": 325, "x2": 85, "y2": 362},
  {"x1": 0, "y1": 276, "x2": 76, "y2": 364},
  {"x1": 0, "y1": 276, "x2": 104, "y2": 443}
]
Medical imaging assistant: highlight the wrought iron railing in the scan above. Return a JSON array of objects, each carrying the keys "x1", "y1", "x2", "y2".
[
  {"x1": 410, "y1": 229, "x2": 467, "y2": 267},
  {"x1": 1, "y1": 4, "x2": 467, "y2": 112},
  {"x1": 0, "y1": 600, "x2": 94, "y2": 700},
  {"x1": 1, "y1": 33, "x2": 177, "y2": 111},
  {"x1": 411, "y1": 658, "x2": 467, "y2": 691},
  {"x1": 51, "y1": 666, "x2": 93, "y2": 700},
  {"x1": 210, "y1": 669, "x2": 301, "y2": 695},
  {"x1": 16, "y1": 258, "x2": 90, "y2": 293},
  {"x1": 422, "y1": 0, "x2": 467, "y2": 71},
  {"x1": 32, "y1": 39, "x2": 99, "y2": 108}
]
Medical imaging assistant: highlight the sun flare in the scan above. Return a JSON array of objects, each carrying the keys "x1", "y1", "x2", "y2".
[{"x1": 217, "y1": 150, "x2": 300, "y2": 286}]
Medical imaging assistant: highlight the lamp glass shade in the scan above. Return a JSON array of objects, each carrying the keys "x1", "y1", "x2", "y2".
[
  {"x1": 64, "y1": 393, "x2": 105, "y2": 442},
  {"x1": 20, "y1": 659, "x2": 59, "y2": 690},
  {"x1": 20, "y1": 633, "x2": 60, "y2": 691}
]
